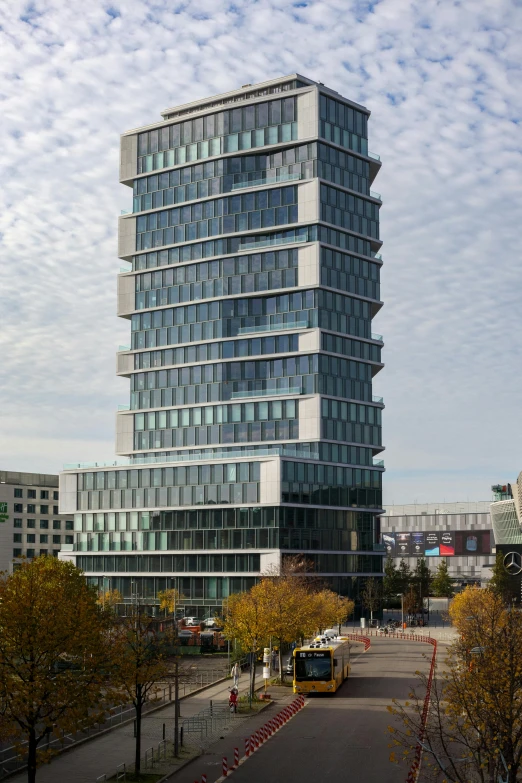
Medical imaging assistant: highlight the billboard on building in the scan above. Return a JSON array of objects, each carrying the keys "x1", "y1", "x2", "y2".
[{"x1": 381, "y1": 530, "x2": 491, "y2": 557}]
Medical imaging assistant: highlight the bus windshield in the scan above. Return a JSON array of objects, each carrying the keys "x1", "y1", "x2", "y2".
[{"x1": 295, "y1": 652, "x2": 332, "y2": 681}]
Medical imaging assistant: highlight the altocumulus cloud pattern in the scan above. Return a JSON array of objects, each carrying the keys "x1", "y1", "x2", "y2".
[{"x1": 0, "y1": 0, "x2": 521, "y2": 501}]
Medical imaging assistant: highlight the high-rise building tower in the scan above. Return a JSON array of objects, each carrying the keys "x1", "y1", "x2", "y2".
[{"x1": 60, "y1": 75, "x2": 385, "y2": 618}]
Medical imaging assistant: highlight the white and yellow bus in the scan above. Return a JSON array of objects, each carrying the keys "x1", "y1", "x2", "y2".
[{"x1": 292, "y1": 638, "x2": 351, "y2": 694}]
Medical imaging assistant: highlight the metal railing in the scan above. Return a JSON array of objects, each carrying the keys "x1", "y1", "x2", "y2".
[
  {"x1": 230, "y1": 386, "x2": 301, "y2": 399},
  {"x1": 239, "y1": 232, "x2": 309, "y2": 252},
  {"x1": 238, "y1": 318, "x2": 309, "y2": 335},
  {"x1": 231, "y1": 172, "x2": 301, "y2": 190}
]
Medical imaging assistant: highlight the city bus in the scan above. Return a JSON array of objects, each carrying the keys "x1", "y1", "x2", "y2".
[{"x1": 292, "y1": 638, "x2": 351, "y2": 694}]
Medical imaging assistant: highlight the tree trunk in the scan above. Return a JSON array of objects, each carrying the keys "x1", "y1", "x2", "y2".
[
  {"x1": 27, "y1": 727, "x2": 37, "y2": 783},
  {"x1": 250, "y1": 651, "x2": 256, "y2": 697},
  {"x1": 135, "y1": 691, "x2": 142, "y2": 774}
]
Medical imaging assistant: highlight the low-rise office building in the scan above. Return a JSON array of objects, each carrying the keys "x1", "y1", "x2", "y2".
[
  {"x1": 0, "y1": 471, "x2": 75, "y2": 572},
  {"x1": 380, "y1": 501, "x2": 494, "y2": 583}
]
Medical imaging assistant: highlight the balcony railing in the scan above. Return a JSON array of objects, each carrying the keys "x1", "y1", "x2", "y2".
[
  {"x1": 120, "y1": 266, "x2": 132, "y2": 273},
  {"x1": 368, "y1": 151, "x2": 381, "y2": 161},
  {"x1": 118, "y1": 345, "x2": 131, "y2": 352},
  {"x1": 230, "y1": 386, "x2": 301, "y2": 400},
  {"x1": 370, "y1": 190, "x2": 381, "y2": 200},
  {"x1": 63, "y1": 445, "x2": 321, "y2": 470},
  {"x1": 372, "y1": 396, "x2": 384, "y2": 404},
  {"x1": 231, "y1": 172, "x2": 301, "y2": 190},
  {"x1": 373, "y1": 459, "x2": 385, "y2": 468},
  {"x1": 238, "y1": 319, "x2": 309, "y2": 335},
  {"x1": 371, "y1": 333, "x2": 383, "y2": 342},
  {"x1": 371, "y1": 252, "x2": 382, "y2": 261},
  {"x1": 117, "y1": 404, "x2": 130, "y2": 411},
  {"x1": 120, "y1": 209, "x2": 132, "y2": 216},
  {"x1": 239, "y1": 231, "x2": 309, "y2": 252}
]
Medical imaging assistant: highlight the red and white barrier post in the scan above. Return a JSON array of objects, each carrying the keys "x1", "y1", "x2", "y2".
[
  {"x1": 234, "y1": 747, "x2": 239, "y2": 767},
  {"x1": 222, "y1": 756, "x2": 228, "y2": 777},
  {"x1": 245, "y1": 737, "x2": 250, "y2": 757}
]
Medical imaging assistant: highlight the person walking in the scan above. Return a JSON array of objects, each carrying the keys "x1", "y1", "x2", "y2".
[{"x1": 231, "y1": 661, "x2": 240, "y2": 688}]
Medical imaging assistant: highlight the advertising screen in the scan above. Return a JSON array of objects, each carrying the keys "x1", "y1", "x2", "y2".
[
  {"x1": 410, "y1": 532, "x2": 425, "y2": 556},
  {"x1": 440, "y1": 531, "x2": 455, "y2": 556},
  {"x1": 382, "y1": 530, "x2": 492, "y2": 557},
  {"x1": 424, "y1": 532, "x2": 440, "y2": 557},
  {"x1": 382, "y1": 532, "x2": 396, "y2": 556},
  {"x1": 396, "y1": 532, "x2": 411, "y2": 556}
]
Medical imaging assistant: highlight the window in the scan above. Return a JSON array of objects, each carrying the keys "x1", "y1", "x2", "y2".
[
  {"x1": 39, "y1": 520, "x2": 49, "y2": 529},
  {"x1": 26, "y1": 534, "x2": 35, "y2": 543},
  {"x1": 40, "y1": 535, "x2": 48, "y2": 544},
  {"x1": 53, "y1": 506, "x2": 59, "y2": 514},
  {"x1": 14, "y1": 488, "x2": 23, "y2": 498},
  {"x1": 27, "y1": 504, "x2": 36, "y2": 513},
  {"x1": 27, "y1": 489, "x2": 36, "y2": 499},
  {"x1": 26, "y1": 549, "x2": 35, "y2": 558},
  {"x1": 53, "y1": 520, "x2": 61, "y2": 529},
  {"x1": 40, "y1": 490, "x2": 49, "y2": 500},
  {"x1": 53, "y1": 535, "x2": 61, "y2": 544},
  {"x1": 13, "y1": 534, "x2": 22, "y2": 543},
  {"x1": 13, "y1": 549, "x2": 22, "y2": 558},
  {"x1": 40, "y1": 505, "x2": 48, "y2": 514},
  {"x1": 14, "y1": 519, "x2": 22, "y2": 528},
  {"x1": 40, "y1": 550, "x2": 48, "y2": 556},
  {"x1": 14, "y1": 504, "x2": 23, "y2": 513},
  {"x1": 27, "y1": 519, "x2": 35, "y2": 528},
  {"x1": 65, "y1": 535, "x2": 74, "y2": 545},
  {"x1": 53, "y1": 491, "x2": 59, "y2": 500},
  {"x1": 65, "y1": 520, "x2": 74, "y2": 530}
]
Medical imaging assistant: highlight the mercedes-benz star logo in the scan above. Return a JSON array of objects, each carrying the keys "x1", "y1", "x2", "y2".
[{"x1": 504, "y1": 552, "x2": 522, "y2": 576}]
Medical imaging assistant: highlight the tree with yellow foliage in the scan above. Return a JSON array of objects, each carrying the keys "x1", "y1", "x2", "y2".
[
  {"x1": 388, "y1": 587, "x2": 522, "y2": 783},
  {"x1": 157, "y1": 587, "x2": 184, "y2": 617},
  {"x1": 222, "y1": 589, "x2": 269, "y2": 697},
  {"x1": 0, "y1": 557, "x2": 115, "y2": 783},
  {"x1": 97, "y1": 587, "x2": 123, "y2": 609}
]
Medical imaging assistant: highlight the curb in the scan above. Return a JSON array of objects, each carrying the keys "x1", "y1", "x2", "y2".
[{"x1": 197, "y1": 695, "x2": 307, "y2": 783}]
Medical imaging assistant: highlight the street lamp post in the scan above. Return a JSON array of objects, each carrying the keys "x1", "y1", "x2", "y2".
[{"x1": 401, "y1": 593, "x2": 404, "y2": 630}]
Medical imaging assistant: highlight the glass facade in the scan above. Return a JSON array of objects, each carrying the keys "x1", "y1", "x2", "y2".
[{"x1": 61, "y1": 77, "x2": 385, "y2": 618}]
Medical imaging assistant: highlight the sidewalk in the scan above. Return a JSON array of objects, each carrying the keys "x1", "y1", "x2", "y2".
[{"x1": 5, "y1": 668, "x2": 264, "y2": 783}]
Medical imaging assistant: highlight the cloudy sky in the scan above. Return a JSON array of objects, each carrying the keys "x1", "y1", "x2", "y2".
[{"x1": 1, "y1": 0, "x2": 521, "y2": 503}]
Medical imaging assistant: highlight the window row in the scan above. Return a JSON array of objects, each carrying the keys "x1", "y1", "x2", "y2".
[
  {"x1": 134, "y1": 143, "x2": 314, "y2": 197},
  {"x1": 317, "y1": 142, "x2": 370, "y2": 178},
  {"x1": 320, "y1": 121, "x2": 369, "y2": 157},
  {"x1": 321, "y1": 266, "x2": 379, "y2": 301},
  {"x1": 282, "y1": 461, "x2": 381, "y2": 487},
  {"x1": 137, "y1": 122, "x2": 298, "y2": 175},
  {"x1": 321, "y1": 246, "x2": 379, "y2": 280},
  {"x1": 321, "y1": 332, "x2": 381, "y2": 363},
  {"x1": 131, "y1": 354, "x2": 319, "y2": 390},
  {"x1": 135, "y1": 249, "x2": 297, "y2": 291},
  {"x1": 135, "y1": 400, "x2": 298, "y2": 430},
  {"x1": 139, "y1": 98, "x2": 296, "y2": 155},
  {"x1": 319, "y1": 95, "x2": 368, "y2": 138},
  {"x1": 136, "y1": 186, "x2": 297, "y2": 234},
  {"x1": 76, "y1": 530, "x2": 273, "y2": 552},
  {"x1": 322, "y1": 419, "x2": 382, "y2": 447},
  {"x1": 90, "y1": 573, "x2": 258, "y2": 600},
  {"x1": 131, "y1": 290, "x2": 369, "y2": 332},
  {"x1": 13, "y1": 504, "x2": 59, "y2": 514},
  {"x1": 134, "y1": 419, "x2": 299, "y2": 450},
  {"x1": 321, "y1": 203, "x2": 379, "y2": 241},
  {"x1": 13, "y1": 519, "x2": 73, "y2": 530},
  {"x1": 135, "y1": 267, "x2": 297, "y2": 310},
  {"x1": 280, "y1": 528, "x2": 374, "y2": 552},
  {"x1": 133, "y1": 147, "x2": 318, "y2": 213},
  {"x1": 13, "y1": 488, "x2": 59, "y2": 499},
  {"x1": 13, "y1": 549, "x2": 59, "y2": 559},
  {"x1": 132, "y1": 334, "x2": 299, "y2": 371},
  {"x1": 77, "y1": 551, "x2": 261, "y2": 571},
  {"x1": 78, "y1": 461, "x2": 260, "y2": 491},
  {"x1": 321, "y1": 184, "x2": 379, "y2": 222},
  {"x1": 77, "y1": 482, "x2": 259, "y2": 511},
  {"x1": 130, "y1": 224, "x2": 373, "y2": 273},
  {"x1": 73, "y1": 505, "x2": 281, "y2": 533},
  {"x1": 13, "y1": 533, "x2": 72, "y2": 544},
  {"x1": 136, "y1": 207, "x2": 298, "y2": 251},
  {"x1": 321, "y1": 398, "x2": 382, "y2": 426},
  {"x1": 281, "y1": 484, "x2": 382, "y2": 509}
]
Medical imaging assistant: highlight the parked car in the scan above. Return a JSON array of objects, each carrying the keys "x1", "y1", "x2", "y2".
[{"x1": 285, "y1": 659, "x2": 294, "y2": 676}]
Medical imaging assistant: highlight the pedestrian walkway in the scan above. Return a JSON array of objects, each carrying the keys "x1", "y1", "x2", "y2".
[{"x1": 6, "y1": 667, "x2": 262, "y2": 783}]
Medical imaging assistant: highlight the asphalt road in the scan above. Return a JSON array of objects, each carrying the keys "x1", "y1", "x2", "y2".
[{"x1": 225, "y1": 638, "x2": 430, "y2": 783}]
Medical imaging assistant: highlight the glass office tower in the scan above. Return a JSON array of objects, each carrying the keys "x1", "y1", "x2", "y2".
[{"x1": 60, "y1": 74, "x2": 385, "y2": 618}]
